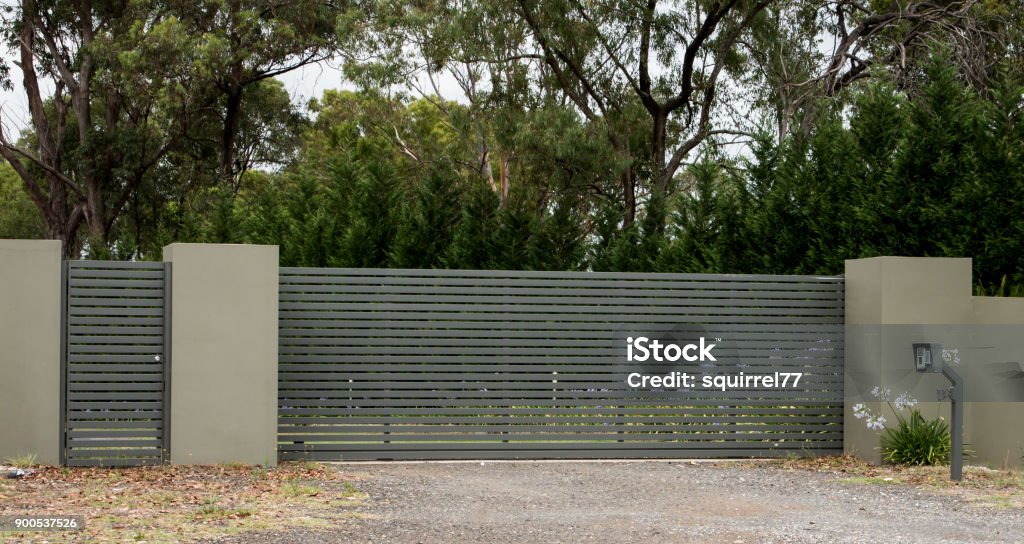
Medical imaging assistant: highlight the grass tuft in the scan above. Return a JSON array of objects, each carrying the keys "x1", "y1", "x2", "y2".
[
  {"x1": 281, "y1": 479, "x2": 320, "y2": 498},
  {"x1": 4, "y1": 453, "x2": 38, "y2": 468}
]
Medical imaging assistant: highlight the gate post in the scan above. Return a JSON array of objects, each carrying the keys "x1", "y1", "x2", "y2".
[
  {"x1": 163, "y1": 244, "x2": 279, "y2": 466},
  {"x1": 844, "y1": 257, "x2": 973, "y2": 463},
  {"x1": 0, "y1": 240, "x2": 62, "y2": 466}
]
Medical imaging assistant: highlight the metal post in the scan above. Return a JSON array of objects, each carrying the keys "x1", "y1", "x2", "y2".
[
  {"x1": 162, "y1": 262, "x2": 173, "y2": 464},
  {"x1": 58, "y1": 261, "x2": 68, "y2": 466},
  {"x1": 942, "y1": 365, "x2": 964, "y2": 481}
]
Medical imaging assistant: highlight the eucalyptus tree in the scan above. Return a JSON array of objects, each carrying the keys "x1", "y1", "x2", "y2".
[
  {"x1": 0, "y1": 0, "x2": 341, "y2": 257},
  {"x1": 173, "y1": 0, "x2": 342, "y2": 190},
  {"x1": 352, "y1": 0, "x2": 981, "y2": 234},
  {"x1": 0, "y1": 0, "x2": 198, "y2": 257}
]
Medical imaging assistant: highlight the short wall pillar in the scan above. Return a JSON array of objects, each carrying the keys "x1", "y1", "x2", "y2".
[
  {"x1": 845, "y1": 256, "x2": 1024, "y2": 469},
  {"x1": 0, "y1": 240, "x2": 62, "y2": 466},
  {"x1": 163, "y1": 243, "x2": 278, "y2": 466},
  {"x1": 844, "y1": 257, "x2": 973, "y2": 463}
]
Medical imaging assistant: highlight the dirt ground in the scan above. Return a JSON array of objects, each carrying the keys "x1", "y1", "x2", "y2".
[
  {"x1": 0, "y1": 463, "x2": 362, "y2": 543},
  {"x1": 205, "y1": 460, "x2": 1024, "y2": 544}
]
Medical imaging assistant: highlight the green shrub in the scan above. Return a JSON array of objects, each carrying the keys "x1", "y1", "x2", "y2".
[{"x1": 879, "y1": 410, "x2": 951, "y2": 466}]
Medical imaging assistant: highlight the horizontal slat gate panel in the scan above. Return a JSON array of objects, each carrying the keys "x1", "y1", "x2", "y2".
[
  {"x1": 278, "y1": 268, "x2": 844, "y2": 461},
  {"x1": 65, "y1": 261, "x2": 167, "y2": 467}
]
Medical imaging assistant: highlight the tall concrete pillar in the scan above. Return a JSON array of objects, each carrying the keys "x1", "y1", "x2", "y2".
[
  {"x1": 163, "y1": 243, "x2": 279, "y2": 466},
  {"x1": 0, "y1": 240, "x2": 62, "y2": 465}
]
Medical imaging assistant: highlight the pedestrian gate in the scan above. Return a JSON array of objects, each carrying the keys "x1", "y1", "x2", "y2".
[
  {"x1": 62, "y1": 261, "x2": 169, "y2": 466},
  {"x1": 278, "y1": 269, "x2": 844, "y2": 460}
]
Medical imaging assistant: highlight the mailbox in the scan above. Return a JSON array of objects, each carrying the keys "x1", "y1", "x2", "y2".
[
  {"x1": 912, "y1": 342, "x2": 963, "y2": 481},
  {"x1": 913, "y1": 343, "x2": 943, "y2": 372}
]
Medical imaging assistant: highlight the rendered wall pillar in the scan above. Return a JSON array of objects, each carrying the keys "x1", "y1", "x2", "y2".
[
  {"x1": 0, "y1": 240, "x2": 62, "y2": 466},
  {"x1": 968, "y1": 297, "x2": 1024, "y2": 468},
  {"x1": 163, "y1": 244, "x2": 278, "y2": 466},
  {"x1": 844, "y1": 257, "x2": 973, "y2": 463}
]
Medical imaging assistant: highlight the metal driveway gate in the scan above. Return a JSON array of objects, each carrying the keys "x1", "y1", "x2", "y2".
[
  {"x1": 278, "y1": 269, "x2": 844, "y2": 460},
  {"x1": 62, "y1": 261, "x2": 170, "y2": 466}
]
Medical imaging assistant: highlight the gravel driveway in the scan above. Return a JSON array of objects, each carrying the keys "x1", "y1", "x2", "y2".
[{"x1": 210, "y1": 460, "x2": 1023, "y2": 544}]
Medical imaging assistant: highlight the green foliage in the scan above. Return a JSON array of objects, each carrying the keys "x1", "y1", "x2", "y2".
[
  {"x1": 4, "y1": 6, "x2": 1024, "y2": 297},
  {"x1": 167, "y1": 57, "x2": 1024, "y2": 288},
  {"x1": 389, "y1": 167, "x2": 462, "y2": 269},
  {"x1": 0, "y1": 163, "x2": 43, "y2": 239},
  {"x1": 659, "y1": 53, "x2": 1024, "y2": 292},
  {"x1": 880, "y1": 410, "x2": 952, "y2": 466}
]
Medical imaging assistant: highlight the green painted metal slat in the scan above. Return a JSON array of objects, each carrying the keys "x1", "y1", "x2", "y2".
[
  {"x1": 274, "y1": 417, "x2": 839, "y2": 430},
  {"x1": 68, "y1": 392, "x2": 164, "y2": 401},
  {"x1": 277, "y1": 395, "x2": 842, "y2": 408},
  {"x1": 68, "y1": 316, "x2": 163, "y2": 326},
  {"x1": 279, "y1": 328, "x2": 844, "y2": 340},
  {"x1": 68, "y1": 307, "x2": 164, "y2": 317},
  {"x1": 281, "y1": 448, "x2": 841, "y2": 461},
  {"x1": 69, "y1": 261, "x2": 165, "y2": 270},
  {"x1": 68, "y1": 382, "x2": 164, "y2": 391},
  {"x1": 65, "y1": 269, "x2": 165, "y2": 279},
  {"x1": 277, "y1": 355, "x2": 842, "y2": 365},
  {"x1": 68, "y1": 411, "x2": 162, "y2": 420},
  {"x1": 67, "y1": 448, "x2": 162, "y2": 457},
  {"x1": 280, "y1": 267, "x2": 843, "y2": 282},
  {"x1": 276, "y1": 391, "x2": 843, "y2": 403},
  {"x1": 69, "y1": 335, "x2": 164, "y2": 344},
  {"x1": 279, "y1": 278, "x2": 843, "y2": 292},
  {"x1": 276, "y1": 346, "x2": 840, "y2": 358},
  {"x1": 280, "y1": 304, "x2": 841, "y2": 316},
  {"x1": 63, "y1": 261, "x2": 168, "y2": 467},
  {"x1": 68, "y1": 401, "x2": 164, "y2": 409},
  {"x1": 278, "y1": 363, "x2": 842, "y2": 374},
  {"x1": 66, "y1": 439, "x2": 162, "y2": 448},
  {"x1": 277, "y1": 441, "x2": 841, "y2": 453},
  {"x1": 278, "y1": 336, "x2": 843, "y2": 350},
  {"x1": 276, "y1": 372, "x2": 842, "y2": 384},
  {"x1": 68, "y1": 354, "x2": 165, "y2": 363},
  {"x1": 282, "y1": 295, "x2": 842, "y2": 308},
  {"x1": 279, "y1": 285, "x2": 845, "y2": 299},
  {"x1": 278, "y1": 268, "x2": 844, "y2": 461},
  {"x1": 280, "y1": 319, "x2": 842, "y2": 332},
  {"x1": 280, "y1": 424, "x2": 839, "y2": 436},
  {"x1": 70, "y1": 298, "x2": 165, "y2": 308},
  {"x1": 279, "y1": 313, "x2": 843, "y2": 324},
  {"x1": 66, "y1": 420, "x2": 163, "y2": 429},
  {"x1": 278, "y1": 404, "x2": 838, "y2": 415},
  {"x1": 68, "y1": 288, "x2": 164, "y2": 298},
  {"x1": 279, "y1": 432, "x2": 846, "y2": 444},
  {"x1": 69, "y1": 344, "x2": 163, "y2": 354},
  {"x1": 69, "y1": 278, "x2": 164, "y2": 288}
]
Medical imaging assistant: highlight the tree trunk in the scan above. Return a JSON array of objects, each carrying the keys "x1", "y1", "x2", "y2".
[
  {"x1": 650, "y1": 110, "x2": 670, "y2": 233},
  {"x1": 498, "y1": 155, "x2": 510, "y2": 208},
  {"x1": 222, "y1": 84, "x2": 244, "y2": 192},
  {"x1": 40, "y1": 184, "x2": 68, "y2": 255},
  {"x1": 622, "y1": 166, "x2": 636, "y2": 227}
]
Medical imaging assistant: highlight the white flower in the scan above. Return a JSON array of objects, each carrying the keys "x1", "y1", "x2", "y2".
[
  {"x1": 941, "y1": 348, "x2": 961, "y2": 365},
  {"x1": 894, "y1": 392, "x2": 918, "y2": 411},
  {"x1": 854, "y1": 403, "x2": 880, "y2": 429},
  {"x1": 852, "y1": 403, "x2": 868, "y2": 419},
  {"x1": 866, "y1": 415, "x2": 887, "y2": 431},
  {"x1": 871, "y1": 386, "x2": 891, "y2": 401}
]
